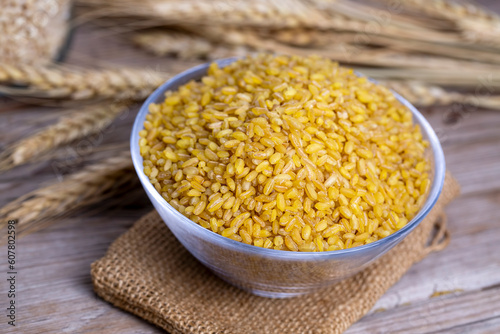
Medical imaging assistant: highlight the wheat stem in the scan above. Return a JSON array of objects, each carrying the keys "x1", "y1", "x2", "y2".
[
  {"x1": 402, "y1": 0, "x2": 500, "y2": 45},
  {"x1": 79, "y1": 0, "x2": 462, "y2": 44},
  {"x1": 266, "y1": 28, "x2": 500, "y2": 65},
  {"x1": 359, "y1": 67, "x2": 500, "y2": 88},
  {"x1": 403, "y1": 0, "x2": 500, "y2": 23},
  {"x1": 194, "y1": 25, "x2": 500, "y2": 75},
  {"x1": 382, "y1": 80, "x2": 500, "y2": 110},
  {"x1": 78, "y1": 0, "x2": 331, "y2": 29}
]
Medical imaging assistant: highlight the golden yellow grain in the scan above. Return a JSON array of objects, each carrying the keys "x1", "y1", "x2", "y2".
[{"x1": 140, "y1": 54, "x2": 431, "y2": 252}]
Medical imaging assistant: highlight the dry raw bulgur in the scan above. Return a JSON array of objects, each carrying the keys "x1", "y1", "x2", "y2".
[{"x1": 139, "y1": 54, "x2": 431, "y2": 252}]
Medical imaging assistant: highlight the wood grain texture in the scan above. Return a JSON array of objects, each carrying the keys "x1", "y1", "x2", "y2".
[{"x1": 1, "y1": 1, "x2": 500, "y2": 333}]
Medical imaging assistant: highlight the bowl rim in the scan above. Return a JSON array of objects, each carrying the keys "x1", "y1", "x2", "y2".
[{"x1": 131, "y1": 57, "x2": 446, "y2": 260}]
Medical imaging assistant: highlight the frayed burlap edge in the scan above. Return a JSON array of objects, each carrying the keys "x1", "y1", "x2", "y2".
[{"x1": 91, "y1": 172, "x2": 459, "y2": 334}]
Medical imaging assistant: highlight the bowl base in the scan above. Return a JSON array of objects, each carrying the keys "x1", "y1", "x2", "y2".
[
  {"x1": 245, "y1": 288, "x2": 306, "y2": 299},
  {"x1": 214, "y1": 272, "x2": 314, "y2": 299}
]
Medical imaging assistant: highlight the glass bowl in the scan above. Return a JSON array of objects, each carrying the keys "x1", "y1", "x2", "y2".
[{"x1": 130, "y1": 58, "x2": 446, "y2": 298}]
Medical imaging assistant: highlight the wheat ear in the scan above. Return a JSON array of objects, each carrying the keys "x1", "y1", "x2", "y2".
[
  {"x1": 132, "y1": 30, "x2": 251, "y2": 59},
  {"x1": 0, "y1": 63, "x2": 168, "y2": 101},
  {"x1": 132, "y1": 30, "x2": 214, "y2": 58},
  {"x1": 0, "y1": 103, "x2": 130, "y2": 172},
  {"x1": 0, "y1": 152, "x2": 137, "y2": 239}
]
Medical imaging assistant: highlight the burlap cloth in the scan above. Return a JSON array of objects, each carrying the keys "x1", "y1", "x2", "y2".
[{"x1": 91, "y1": 172, "x2": 460, "y2": 334}]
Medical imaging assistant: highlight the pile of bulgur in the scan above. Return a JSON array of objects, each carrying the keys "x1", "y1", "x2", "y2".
[{"x1": 139, "y1": 54, "x2": 430, "y2": 252}]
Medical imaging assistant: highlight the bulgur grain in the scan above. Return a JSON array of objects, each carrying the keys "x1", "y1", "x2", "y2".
[{"x1": 140, "y1": 54, "x2": 431, "y2": 252}]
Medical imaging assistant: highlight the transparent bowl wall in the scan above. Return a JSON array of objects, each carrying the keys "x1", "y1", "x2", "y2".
[{"x1": 131, "y1": 58, "x2": 446, "y2": 298}]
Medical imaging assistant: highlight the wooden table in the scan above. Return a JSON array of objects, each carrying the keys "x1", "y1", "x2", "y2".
[{"x1": 1, "y1": 1, "x2": 500, "y2": 333}]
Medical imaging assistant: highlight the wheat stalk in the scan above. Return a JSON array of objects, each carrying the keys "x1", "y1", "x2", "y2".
[
  {"x1": 79, "y1": 0, "x2": 500, "y2": 47},
  {"x1": 382, "y1": 81, "x2": 462, "y2": 107},
  {"x1": 265, "y1": 28, "x2": 500, "y2": 65},
  {"x1": 459, "y1": 18, "x2": 500, "y2": 46},
  {"x1": 382, "y1": 80, "x2": 500, "y2": 110},
  {"x1": 0, "y1": 63, "x2": 168, "y2": 101},
  {"x1": 79, "y1": 0, "x2": 462, "y2": 45},
  {"x1": 402, "y1": 0, "x2": 500, "y2": 45},
  {"x1": 358, "y1": 67, "x2": 500, "y2": 88},
  {"x1": 403, "y1": 0, "x2": 500, "y2": 23},
  {"x1": 130, "y1": 22, "x2": 500, "y2": 69},
  {"x1": 78, "y1": 0, "x2": 332, "y2": 29},
  {"x1": 129, "y1": 28, "x2": 500, "y2": 110},
  {"x1": 319, "y1": 0, "x2": 456, "y2": 32},
  {"x1": 191, "y1": 25, "x2": 500, "y2": 75},
  {"x1": 0, "y1": 103, "x2": 130, "y2": 172},
  {"x1": 0, "y1": 152, "x2": 138, "y2": 240}
]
